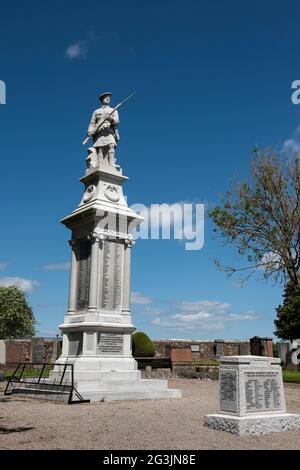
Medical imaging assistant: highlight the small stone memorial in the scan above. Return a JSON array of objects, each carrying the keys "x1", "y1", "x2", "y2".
[{"x1": 204, "y1": 355, "x2": 300, "y2": 435}]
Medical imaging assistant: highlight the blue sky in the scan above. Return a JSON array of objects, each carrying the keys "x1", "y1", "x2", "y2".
[{"x1": 0, "y1": 0, "x2": 300, "y2": 340}]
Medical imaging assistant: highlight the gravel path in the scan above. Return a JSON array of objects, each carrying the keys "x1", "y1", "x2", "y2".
[{"x1": 0, "y1": 379, "x2": 300, "y2": 450}]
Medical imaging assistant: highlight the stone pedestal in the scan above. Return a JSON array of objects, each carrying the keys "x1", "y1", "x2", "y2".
[
  {"x1": 52, "y1": 160, "x2": 181, "y2": 402},
  {"x1": 204, "y1": 355, "x2": 300, "y2": 435}
]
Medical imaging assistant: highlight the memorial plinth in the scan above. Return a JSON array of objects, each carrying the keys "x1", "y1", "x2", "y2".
[
  {"x1": 204, "y1": 355, "x2": 300, "y2": 435},
  {"x1": 52, "y1": 158, "x2": 181, "y2": 402}
]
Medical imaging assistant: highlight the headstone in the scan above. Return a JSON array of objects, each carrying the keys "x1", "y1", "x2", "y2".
[
  {"x1": 30, "y1": 338, "x2": 45, "y2": 363},
  {"x1": 215, "y1": 339, "x2": 224, "y2": 356},
  {"x1": 250, "y1": 336, "x2": 264, "y2": 356},
  {"x1": 204, "y1": 355, "x2": 300, "y2": 435}
]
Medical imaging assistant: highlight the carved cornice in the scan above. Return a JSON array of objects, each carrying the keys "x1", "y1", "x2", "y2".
[{"x1": 91, "y1": 227, "x2": 134, "y2": 244}]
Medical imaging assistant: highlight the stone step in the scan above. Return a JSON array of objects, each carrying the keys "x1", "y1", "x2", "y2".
[
  {"x1": 73, "y1": 370, "x2": 142, "y2": 381},
  {"x1": 80, "y1": 388, "x2": 182, "y2": 402},
  {"x1": 76, "y1": 379, "x2": 169, "y2": 392}
]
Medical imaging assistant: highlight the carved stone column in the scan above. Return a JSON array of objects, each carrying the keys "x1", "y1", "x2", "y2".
[
  {"x1": 122, "y1": 239, "x2": 134, "y2": 313},
  {"x1": 67, "y1": 240, "x2": 78, "y2": 314},
  {"x1": 88, "y1": 234, "x2": 100, "y2": 311}
]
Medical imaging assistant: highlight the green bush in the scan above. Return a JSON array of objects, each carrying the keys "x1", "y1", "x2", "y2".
[{"x1": 132, "y1": 331, "x2": 155, "y2": 357}]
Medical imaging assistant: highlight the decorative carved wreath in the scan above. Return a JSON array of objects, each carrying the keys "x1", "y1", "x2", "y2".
[
  {"x1": 83, "y1": 185, "x2": 96, "y2": 203},
  {"x1": 104, "y1": 184, "x2": 119, "y2": 202}
]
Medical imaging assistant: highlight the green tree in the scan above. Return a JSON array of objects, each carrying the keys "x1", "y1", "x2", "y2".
[
  {"x1": 0, "y1": 286, "x2": 36, "y2": 338},
  {"x1": 274, "y1": 280, "x2": 300, "y2": 341},
  {"x1": 209, "y1": 148, "x2": 300, "y2": 287}
]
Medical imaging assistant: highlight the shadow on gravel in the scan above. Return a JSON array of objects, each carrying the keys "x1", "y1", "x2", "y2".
[{"x1": 0, "y1": 425, "x2": 34, "y2": 434}]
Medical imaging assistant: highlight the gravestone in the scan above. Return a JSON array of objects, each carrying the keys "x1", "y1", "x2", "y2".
[
  {"x1": 204, "y1": 355, "x2": 300, "y2": 435},
  {"x1": 215, "y1": 339, "x2": 224, "y2": 357},
  {"x1": 30, "y1": 338, "x2": 44, "y2": 363},
  {"x1": 50, "y1": 90, "x2": 181, "y2": 402}
]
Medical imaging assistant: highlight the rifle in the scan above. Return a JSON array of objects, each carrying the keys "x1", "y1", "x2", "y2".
[{"x1": 82, "y1": 91, "x2": 136, "y2": 145}]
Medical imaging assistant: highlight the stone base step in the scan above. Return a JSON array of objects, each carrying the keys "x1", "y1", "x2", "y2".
[
  {"x1": 74, "y1": 370, "x2": 142, "y2": 381},
  {"x1": 204, "y1": 413, "x2": 300, "y2": 435},
  {"x1": 76, "y1": 379, "x2": 168, "y2": 392},
  {"x1": 80, "y1": 388, "x2": 182, "y2": 402}
]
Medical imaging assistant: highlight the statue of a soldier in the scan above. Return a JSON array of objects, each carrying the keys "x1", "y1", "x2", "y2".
[{"x1": 86, "y1": 91, "x2": 120, "y2": 168}]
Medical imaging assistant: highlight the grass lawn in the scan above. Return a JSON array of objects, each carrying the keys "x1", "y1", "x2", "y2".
[
  {"x1": 4, "y1": 367, "x2": 52, "y2": 381},
  {"x1": 282, "y1": 369, "x2": 300, "y2": 384}
]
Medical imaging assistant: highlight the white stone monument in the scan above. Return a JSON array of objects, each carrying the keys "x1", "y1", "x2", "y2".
[
  {"x1": 204, "y1": 355, "x2": 300, "y2": 435},
  {"x1": 51, "y1": 91, "x2": 181, "y2": 402}
]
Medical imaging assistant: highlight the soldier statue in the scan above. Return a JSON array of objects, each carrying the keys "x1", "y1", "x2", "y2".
[
  {"x1": 86, "y1": 91, "x2": 120, "y2": 168},
  {"x1": 83, "y1": 91, "x2": 135, "y2": 170}
]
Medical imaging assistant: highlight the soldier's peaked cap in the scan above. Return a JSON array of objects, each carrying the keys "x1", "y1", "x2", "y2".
[{"x1": 99, "y1": 91, "x2": 112, "y2": 101}]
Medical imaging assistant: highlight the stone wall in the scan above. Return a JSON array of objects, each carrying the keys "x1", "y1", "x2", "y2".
[
  {"x1": 0, "y1": 338, "x2": 62, "y2": 365},
  {"x1": 153, "y1": 339, "x2": 251, "y2": 360},
  {"x1": 5, "y1": 339, "x2": 31, "y2": 363}
]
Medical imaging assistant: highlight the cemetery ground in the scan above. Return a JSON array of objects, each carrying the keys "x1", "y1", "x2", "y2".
[{"x1": 0, "y1": 379, "x2": 300, "y2": 450}]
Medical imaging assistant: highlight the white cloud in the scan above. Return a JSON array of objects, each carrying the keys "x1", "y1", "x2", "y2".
[
  {"x1": 151, "y1": 300, "x2": 257, "y2": 331},
  {"x1": 178, "y1": 300, "x2": 231, "y2": 314},
  {"x1": 131, "y1": 292, "x2": 153, "y2": 305},
  {"x1": 43, "y1": 263, "x2": 70, "y2": 271},
  {"x1": 65, "y1": 31, "x2": 115, "y2": 60},
  {"x1": 142, "y1": 306, "x2": 165, "y2": 315},
  {"x1": 0, "y1": 277, "x2": 39, "y2": 293},
  {"x1": 260, "y1": 252, "x2": 282, "y2": 269},
  {"x1": 0, "y1": 262, "x2": 8, "y2": 270},
  {"x1": 65, "y1": 40, "x2": 88, "y2": 59},
  {"x1": 283, "y1": 125, "x2": 300, "y2": 153}
]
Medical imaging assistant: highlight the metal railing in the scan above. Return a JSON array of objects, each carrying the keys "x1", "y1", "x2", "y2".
[{"x1": 4, "y1": 362, "x2": 90, "y2": 404}]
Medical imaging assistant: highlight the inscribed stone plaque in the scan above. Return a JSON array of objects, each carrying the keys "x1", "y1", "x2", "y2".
[
  {"x1": 76, "y1": 239, "x2": 91, "y2": 309},
  {"x1": 244, "y1": 370, "x2": 282, "y2": 413},
  {"x1": 191, "y1": 344, "x2": 200, "y2": 352},
  {"x1": 101, "y1": 241, "x2": 122, "y2": 310},
  {"x1": 98, "y1": 333, "x2": 124, "y2": 355},
  {"x1": 220, "y1": 370, "x2": 238, "y2": 413},
  {"x1": 70, "y1": 316, "x2": 84, "y2": 323}
]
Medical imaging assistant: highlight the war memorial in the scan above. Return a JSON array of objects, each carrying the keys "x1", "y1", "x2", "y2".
[{"x1": 50, "y1": 91, "x2": 181, "y2": 401}]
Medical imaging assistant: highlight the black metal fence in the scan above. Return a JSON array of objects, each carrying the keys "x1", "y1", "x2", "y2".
[{"x1": 4, "y1": 362, "x2": 90, "y2": 404}]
